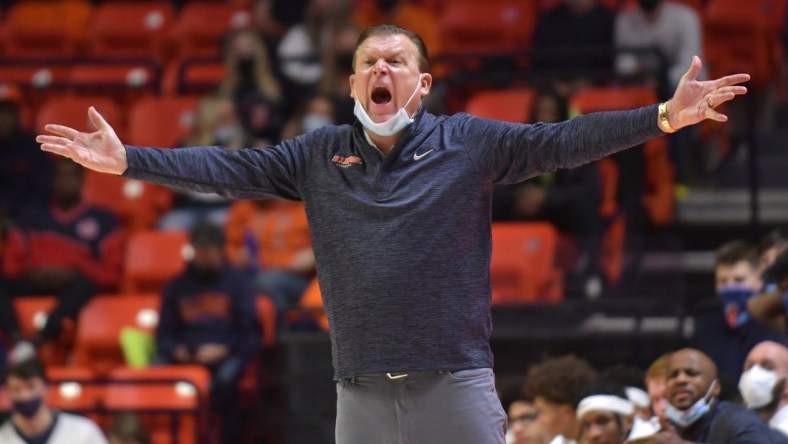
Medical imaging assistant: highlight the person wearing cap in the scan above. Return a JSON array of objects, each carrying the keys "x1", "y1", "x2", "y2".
[
  {"x1": 154, "y1": 221, "x2": 260, "y2": 444},
  {"x1": 740, "y1": 340, "x2": 788, "y2": 437},
  {"x1": 576, "y1": 385, "x2": 635, "y2": 444}
]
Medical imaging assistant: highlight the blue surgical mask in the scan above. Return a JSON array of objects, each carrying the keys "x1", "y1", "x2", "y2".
[
  {"x1": 718, "y1": 285, "x2": 757, "y2": 328},
  {"x1": 12, "y1": 396, "x2": 43, "y2": 418},
  {"x1": 665, "y1": 380, "x2": 717, "y2": 428},
  {"x1": 353, "y1": 74, "x2": 423, "y2": 137},
  {"x1": 302, "y1": 113, "x2": 333, "y2": 133}
]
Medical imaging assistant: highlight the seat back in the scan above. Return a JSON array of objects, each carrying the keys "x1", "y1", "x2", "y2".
[
  {"x1": 73, "y1": 294, "x2": 160, "y2": 376},
  {"x1": 2, "y1": 1, "x2": 93, "y2": 58},
  {"x1": 127, "y1": 95, "x2": 199, "y2": 148},
  {"x1": 438, "y1": 0, "x2": 537, "y2": 54},
  {"x1": 171, "y1": 2, "x2": 249, "y2": 59},
  {"x1": 82, "y1": 170, "x2": 173, "y2": 233},
  {"x1": 465, "y1": 88, "x2": 536, "y2": 123},
  {"x1": 123, "y1": 230, "x2": 190, "y2": 294},
  {"x1": 13, "y1": 297, "x2": 74, "y2": 366},
  {"x1": 87, "y1": 1, "x2": 175, "y2": 62},
  {"x1": 35, "y1": 95, "x2": 124, "y2": 139},
  {"x1": 490, "y1": 222, "x2": 563, "y2": 304},
  {"x1": 256, "y1": 294, "x2": 278, "y2": 347},
  {"x1": 299, "y1": 278, "x2": 329, "y2": 331},
  {"x1": 105, "y1": 365, "x2": 211, "y2": 444}
]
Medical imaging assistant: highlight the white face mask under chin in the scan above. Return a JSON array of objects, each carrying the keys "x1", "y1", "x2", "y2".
[{"x1": 353, "y1": 74, "x2": 423, "y2": 137}]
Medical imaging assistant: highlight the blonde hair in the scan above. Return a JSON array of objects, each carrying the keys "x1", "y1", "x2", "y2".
[{"x1": 220, "y1": 28, "x2": 282, "y2": 103}]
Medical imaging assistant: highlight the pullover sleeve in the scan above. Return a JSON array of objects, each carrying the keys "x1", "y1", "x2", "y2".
[
  {"x1": 123, "y1": 131, "x2": 316, "y2": 201},
  {"x1": 458, "y1": 105, "x2": 664, "y2": 185}
]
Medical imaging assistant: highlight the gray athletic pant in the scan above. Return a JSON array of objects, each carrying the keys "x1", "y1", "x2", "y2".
[{"x1": 335, "y1": 368, "x2": 507, "y2": 444}]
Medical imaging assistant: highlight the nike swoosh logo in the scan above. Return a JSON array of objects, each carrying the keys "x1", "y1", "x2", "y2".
[{"x1": 413, "y1": 149, "x2": 434, "y2": 161}]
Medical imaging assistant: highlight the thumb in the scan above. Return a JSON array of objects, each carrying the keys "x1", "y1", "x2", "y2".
[
  {"x1": 88, "y1": 106, "x2": 111, "y2": 131},
  {"x1": 682, "y1": 55, "x2": 702, "y2": 82}
]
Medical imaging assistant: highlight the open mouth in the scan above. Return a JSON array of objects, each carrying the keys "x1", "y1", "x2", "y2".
[{"x1": 371, "y1": 86, "x2": 392, "y2": 105}]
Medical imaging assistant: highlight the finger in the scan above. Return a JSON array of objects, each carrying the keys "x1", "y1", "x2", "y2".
[
  {"x1": 708, "y1": 91, "x2": 738, "y2": 109},
  {"x1": 36, "y1": 135, "x2": 72, "y2": 146},
  {"x1": 44, "y1": 124, "x2": 79, "y2": 140},
  {"x1": 714, "y1": 73, "x2": 751, "y2": 88},
  {"x1": 88, "y1": 106, "x2": 111, "y2": 131},
  {"x1": 40, "y1": 142, "x2": 77, "y2": 159},
  {"x1": 706, "y1": 108, "x2": 729, "y2": 122},
  {"x1": 682, "y1": 55, "x2": 702, "y2": 82},
  {"x1": 713, "y1": 85, "x2": 748, "y2": 96}
]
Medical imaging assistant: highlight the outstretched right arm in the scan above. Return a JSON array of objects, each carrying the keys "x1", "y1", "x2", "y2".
[{"x1": 38, "y1": 107, "x2": 309, "y2": 201}]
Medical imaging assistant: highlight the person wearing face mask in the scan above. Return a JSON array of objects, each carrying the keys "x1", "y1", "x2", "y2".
[
  {"x1": 689, "y1": 240, "x2": 785, "y2": 396},
  {"x1": 154, "y1": 221, "x2": 260, "y2": 444},
  {"x1": 614, "y1": 0, "x2": 703, "y2": 97},
  {"x1": 740, "y1": 341, "x2": 788, "y2": 437},
  {"x1": 37, "y1": 22, "x2": 751, "y2": 444},
  {"x1": 281, "y1": 94, "x2": 337, "y2": 140},
  {"x1": 0, "y1": 358, "x2": 108, "y2": 444},
  {"x1": 632, "y1": 348, "x2": 784, "y2": 444},
  {"x1": 745, "y1": 247, "x2": 788, "y2": 335}
]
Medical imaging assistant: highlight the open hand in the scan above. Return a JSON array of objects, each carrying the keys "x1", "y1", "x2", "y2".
[
  {"x1": 664, "y1": 56, "x2": 750, "y2": 131},
  {"x1": 36, "y1": 106, "x2": 128, "y2": 175}
]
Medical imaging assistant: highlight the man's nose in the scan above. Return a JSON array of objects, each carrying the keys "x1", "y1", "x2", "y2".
[{"x1": 372, "y1": 59, "x2": 388, "y2": 75}]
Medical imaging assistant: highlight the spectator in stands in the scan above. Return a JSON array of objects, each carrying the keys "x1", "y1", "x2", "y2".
[
  {"x1": 523, "y1": 355, "x2": 597, "y2": 444},
  {"x1": 501, "y1": 384, "x2": 551, "y2": 444},
  {"x1": 492, "y1": 90, "x2": 601, "y2": 295},
  {"x1": 317, "y1": 20, "x2": 361, "y2": 125},
  {"x1": 532, "y1": 0, "x2": 615, "y2": 97},
  {"x1": 740, "y1": 340, "x2": 788, "y2": 436},
  {"x1": 748, "y1": 248, "x2": 788, "y2": 334},
  {"x1": 277, "y1": 0, "x2": 353, "y2": 108},
  {"x1": 614, "y1": 0, "x2": 704, "y2": 98},
  {"x1": 634, "y1": 348, "x2": 782, "y2": 443},
  {"x1": 236, "y1": 91, "x2": 285, "y2": 147},
  {"x1": 0, "y1": 84, "x2": 52, "y2": 238},
  {"x1": 759, "y1": 229, "x2": 788, "y2": 292},
  {"x1": 0, "y1": 158, "x2": 125, "y2": 361},
  {"x1": 0, "y1": 358, "x2": 108, "y2": 444},
  {"x1": 155, "y1": 221, "x2": 260, "y2": 444},
  {"x1": 225, "y1": 198, "x2": 314, "y2": 316},
  {"x1": 690, "y1": 240, "x2": 785, "y2": 393},
  {"x1": 281, "y1": 93, "x2": 337, "y2": 140},
  {"x1": 219, "y1": 28, "x2": 282, "y2": 112},
  {"x1": 575, "y1": 384, "x2": 634, "y2": 444},
  {"x1": 106, "y1": 412, "x2": 150, "y2": 444},
  {"x1": 157, "y1": 94, "x2": 242, "y2": 231},
  {"x1": 645, "y1": 353, "x2": 672, "y2": 418}
]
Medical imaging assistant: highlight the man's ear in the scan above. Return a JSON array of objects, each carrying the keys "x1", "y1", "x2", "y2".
[
  {"x1": 349, "y1": 74, "x2": 356, "y2": 100},
  {"x1": 710, "y1": 379, "x2": 721, "y2": 398},
  {"x1": 419, "y1": 72, "x2": 433, "y2": 97}
]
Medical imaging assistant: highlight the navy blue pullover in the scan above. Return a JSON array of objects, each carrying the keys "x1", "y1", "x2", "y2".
[{"x1": 125, "y1": 106, "x2": 663, "y2": 378}]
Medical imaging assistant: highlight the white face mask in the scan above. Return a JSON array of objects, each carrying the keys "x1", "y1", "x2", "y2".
[
  {"x1": 739, "y1": 365, "x2": 779, "y2": 409},
  {"x1": 302, "y1": 113, "x2": 333, "y2": 133},
  {"x1": 353, "y1": 74, "x2": 423, "y2": 136},
  {"x1": 665, "y1": 380, "x2": 717, "y2": 428}
]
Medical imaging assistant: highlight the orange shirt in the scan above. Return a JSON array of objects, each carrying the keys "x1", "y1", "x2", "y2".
[{"x1": 225, "y1": 199, "x2": 312, "y2": 272}]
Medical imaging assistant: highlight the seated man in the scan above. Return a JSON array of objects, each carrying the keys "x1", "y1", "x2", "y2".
[
  {"x1": 500, "y1": 384, "x2": 550, "y2": 444},
  {"x1": 0, "y1": 358, "x2": 107, "y2": 443},
  {"x1": 0, "y1": 158, "x2": 124, "y2": 359},
  {"x1": 740, "y1": 340, "x2": 788, "y2": 436},
  {"x1": 635, "y1": 348, "x2": 787, "y2": 444},
  {"x1": 575, "y1": 385, "x2": 634, "y2": 444},
  {"x1": 645, "y1": 352, "x2": 672, "y2": 418},
  {"x1": 523, "y1": 355, "x2": 598, "y2": 444},
  {"x1": 155, "y1": 221, "x2": 260, "y2": 444}
]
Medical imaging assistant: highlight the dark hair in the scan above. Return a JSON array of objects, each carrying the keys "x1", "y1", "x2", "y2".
[
  {"x1": 5, "y1": 358, "x2": 47, "y2": 384},
  {"x1": 107, "y1": 412, "x2": 151, "y2": 444},
  {"x1": 715, "y1": 239, "x2": 758, "y2": 269},
  {"x1": 523, "y1": 355, "x2": 597, "y2": 408},
  {"x1": 353, "y1": 23, "x2": 429, "y2": 72},
  {"x1": 577, "y1": 383, "x2": 628, "y2": 437},
  {"x1": 759, "y1": 229, "x2": 787, "y2": 256},
  {"x1": 768, "y1": 248, "x2": 788, "y2": 286},
  {"x1": 530, "y1": 88, "x2": 569, "y2": 123},
  {"x1": 190, "y1": 220, "x2": 225, "y2": 248}
]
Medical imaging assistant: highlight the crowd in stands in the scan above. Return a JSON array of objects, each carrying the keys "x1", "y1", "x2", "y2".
[{"x1": 0, "y1": 0, "x2": 787, "y2": 443}]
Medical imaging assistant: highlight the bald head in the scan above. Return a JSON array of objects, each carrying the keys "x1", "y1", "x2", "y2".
[
  {"x1": 667, "y1": 348, "x2": 720, "y2": 410},
  {"x1": 745, "y1": 341, "x2": 788, "y2": 375}
]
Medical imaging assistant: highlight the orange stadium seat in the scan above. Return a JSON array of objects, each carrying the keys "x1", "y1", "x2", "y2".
[
  {"x1": 45, "y1": 367, "x2": 101, "y2": 417},
  {"x1": 569, "y1": 86, "x2": 674, "y2": 227},
  {"x1": 464, "y1": 88, "x2": 536, "y2": 123},
  {"x1": 35, "y1": 95, "x2": 125, "y2": 140},
  {"x1": 162, "y1": 58, "x2": 227, "y2": 96},
  {"x1": 127, "y1": 96, "x2": 200, "y2": 148},
  {"x1": 69, "y1": 62, "x2": 160, "y2": 106},
  {"x1": 105, "y1": 365, "x2": 211, "y2": 444},
  {"x1": 256, "y1": 294, "x2": 279, "y2": 347},
  {"x1": 597, "y1": 159, "x2": 626, "y2": 284},
  {"x1": 72, "y1": 294, "x2": 160, "y2": 376},
  {"x1": 438, "y1": 0, "x2": 538, "y2": 54},
  {"x1": 81, "y1": 169, "x2": 173, "y2": 233},
  {"x1": 13, "y1": 297, "x2": 75, "y2": 366},
  {"x1": 87, "y1": 1, "x2": 175, "y2": 62},
  {"x1": 0, "y1": 64, "x2": 70, "y2": 111},
  {"x1": 1, "y1": 1, "x2": 93, "y2": 58},
  {"x1": 299, "y1": 278, "x2": 329, "y2": 332},
  {"x1": 490, "y1": 222, "x2": 563, "y2": 304},
  {"x1": 171, "y1": 2, "x2": 249, "y2": 59},
  {"x1": 123, "y1": 230, "x2": 190, "y2": 294}
]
